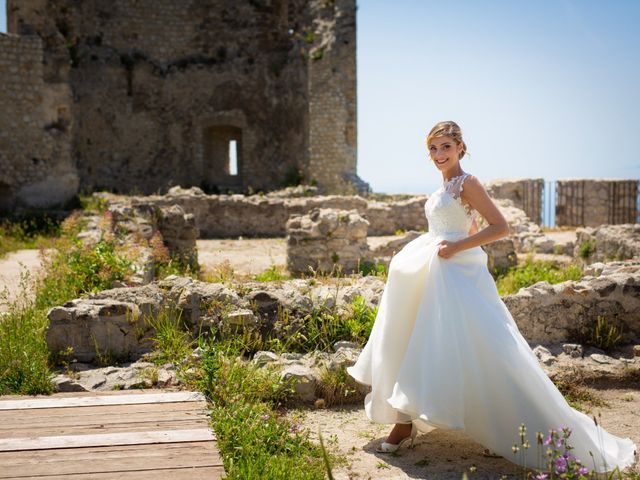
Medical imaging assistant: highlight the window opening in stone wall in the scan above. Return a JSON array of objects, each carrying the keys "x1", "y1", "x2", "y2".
[
  {"x1": 202, "y1": 125, "x2": 243, "y2": 192},
  {"x1": 229, "y1": 140, "x2": 238, "y2": 176}
]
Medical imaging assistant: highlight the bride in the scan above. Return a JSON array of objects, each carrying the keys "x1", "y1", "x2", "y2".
[{"x1": 346, "y1": 121, "x2": 637, "y2": 473}]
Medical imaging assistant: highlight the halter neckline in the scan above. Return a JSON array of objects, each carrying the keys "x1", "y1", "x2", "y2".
[{"x1": 442, "y1": 171, "x2": 468, "y2": 185}]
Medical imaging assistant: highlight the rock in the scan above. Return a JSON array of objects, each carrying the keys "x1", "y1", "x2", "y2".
[
  {"x1": 191, "y1": 347, "x2": 204, "y2": 360},
  {"x1": 78, "y1": 372, "x2": 108, "y2": 390},
  {"x1": 503, "y1": 264, "x2": 640, "y2": 344},
  {"x1": 562, "y1": 343, "x2": 584, "y2": 358},
  {"x1": 253, "y1": 351, "x2": 280, "y2": 367},
  {"x1": 483, "y1": 237, "x2": 517, "y2": 275},
  {"x1": 53, "y1": 375, "x2": 88, "y2": 392},
  {"x1": 333, "y1": 340, "x2": 359, "y2": 352},
  {"x1": 574, "y1": 225, "x2": 640, "y2": 264},
  {"x1": 156, "y1": 369, "x2": 174, "y2": 387},
  {"x1": 46, "y1": 298, "x2": 153, "y2": 363},
  {"x1": 590, "y1": 353, "x2": 616, "y2": 364},
  {"x1": 281, "y1": 352, "x2": 304, "y2": 361},
  {"x1": 286, "y1": 208, "x2": 370, "y2": 276},
  {"x1": 280, "y1": 364, "x2": 317, "y2": 402},
  {"x1": 327, "y1": 347, "x2": 360, "y2": 372},
  {"x1": 634, "y1": 345, "x2": 640, "y2": 357},
  {"x1": 223, "y1": 309, "x2": 257, "y2": 328},
  {"x1": 533, "y1": 345, "x2": 557, "y2": 366}
]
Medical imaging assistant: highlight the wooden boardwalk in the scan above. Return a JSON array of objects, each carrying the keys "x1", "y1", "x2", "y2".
[{"x1": 0, "y1": 390, "x2": 225, "y2": 479}]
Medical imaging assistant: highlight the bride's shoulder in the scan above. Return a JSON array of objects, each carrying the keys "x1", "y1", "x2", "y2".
[{"x1": 460, "y1": 174, "x2": 488, "y2": 198}]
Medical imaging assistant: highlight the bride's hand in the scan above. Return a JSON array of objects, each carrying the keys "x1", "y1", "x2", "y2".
[{"x1": 437, "y1": 240, "x2": 459, "y2": 258}]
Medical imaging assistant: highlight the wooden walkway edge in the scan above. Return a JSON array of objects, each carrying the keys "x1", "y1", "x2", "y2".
[{"x1": 0, "y1": 390, "x2": 225, "y2": 479}]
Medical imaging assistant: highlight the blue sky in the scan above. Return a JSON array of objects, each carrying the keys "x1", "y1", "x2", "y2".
[{"x1": 2, "y1": 1, "x2": 639, "y2": 194}]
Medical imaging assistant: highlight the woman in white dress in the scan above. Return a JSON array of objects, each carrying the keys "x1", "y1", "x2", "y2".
[{"x1": 346, "y1": 121, "x2": 637, "y2": 473}]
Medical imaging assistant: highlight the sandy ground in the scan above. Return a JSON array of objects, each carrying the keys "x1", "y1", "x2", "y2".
[
  {"x1": 195, "y1": 236, "x2": 415, "y2": 277},
  {"x1": 197, "y1": 238, "x2": 287, "y2": 276},
  {"x1": 0, "y1": 249, "x2": 48, "y2": 313},
  {"x1": 285, "y1": 388, "x2": 640, "y2": 480}
]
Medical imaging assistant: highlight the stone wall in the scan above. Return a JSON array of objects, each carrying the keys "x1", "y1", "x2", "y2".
[
  {"x1": 556, "y1": 179, "x2": 638, "y2": 227},
  {"x1": 485, "y1": 178, "x2": 544, "y2": 225},
  {"x1": 0, "y1": 32, "x2": 77, "y2": 212},
  {"x1": 306, "y1": 0, "x2": 366, "y2": 194},
  {"x1": 574, "y1": 224, "x2": 640, "y2": 264},
  {"x1": 99, "y1": 188, "x2": 428, "y2": 237},
  {"x1": 46, "y1": 263, "x2": 640, "y2": 363},
  {"x1": 6, "y1": 0, "x2": 365, "y2": 199},
  {"x1": 286, "y1": 208, "x2": 369, "y2": 275}
]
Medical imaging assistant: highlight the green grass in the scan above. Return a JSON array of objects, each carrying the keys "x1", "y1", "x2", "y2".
[
  {"x1": 0, "y1": 213, "x2": 138, "y2": 393},
  {"x1": 496, "y1": 256, "x2": 583, "y2": 296},
  {"x1": 197, "y1": 341, "x2": 339, "y2": 479},
  {"x1": 254, "y1": 265, "x2": 289, "y2": 282},
  {"x1": 0, "y1": 215, "x2": 61, "y2": 258},
  {"x1": 146, "y1": 306, "x2": 194, "y2": 366},
  {"x1": 0, "y1": 274, "x2": 54, "y2": 395}
]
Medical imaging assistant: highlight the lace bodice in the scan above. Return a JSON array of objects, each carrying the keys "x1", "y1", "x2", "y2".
[{"x1": 424, "y1": 172, "x2": 477, "y2": 238}]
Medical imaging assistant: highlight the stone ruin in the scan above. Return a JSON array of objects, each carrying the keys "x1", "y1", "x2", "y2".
[
  {"x1": 47, "y1": 262, "x2": 640, "y2": 399},
  {"x1": 286, "y1": 208, "x2": 369, "y2": 276},
  {"x1": 36, "y1": 177, "x2": 640, "y2": 399},
  {"x1": 1, "y1": 0, "x2": 367, "y2": 213}
]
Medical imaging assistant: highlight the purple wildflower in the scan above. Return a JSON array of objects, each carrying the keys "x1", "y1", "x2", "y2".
[
  {"x1": 578, "y1": 466, "x2": 589, "y2": 475},
  {"x1": 555, "y1": 457, "x2": 567, "y2": 474},
  {"x1": 543, "y1": 435, "x2": 552, "y2": 446},
  {"x1": 535, "y1": 474, "x2": 548, "y2": 480}
]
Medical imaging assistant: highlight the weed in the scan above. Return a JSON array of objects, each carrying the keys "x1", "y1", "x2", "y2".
[
  {"x1": 496, "y1": 256, "x2": 583, "y2": 296},
  {"x1": 254, "y1": 265, "x2": 289, "y2": 282},
  {"x1": 587, "y1": 316, "x2": 623, "y2": 353},
  {"x1": 578, "y1": 239, "x2": 596, "y2": 259}
]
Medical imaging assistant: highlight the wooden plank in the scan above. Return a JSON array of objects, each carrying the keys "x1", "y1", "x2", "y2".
[
  {"x1": 0, "y1": 389, "x2": 175, "y2": 400},
  {"x1": 0, "y1": 401, "x2": 206, "y2": 422},
  {"x1": 0, "y1": 408, "x2": 209, "y2": 431},
  {"x1": 0, "y1": 419, "x2": 210, "y2": 439},
  {"x1": 1, "y1": 466, "x2": 225, "y2": 480},
  {"x1": 0, "y1": 442, "x2": 223, "y2": 477},
  {"x1": 0, "y1": 442, "x2": 221, "y2": 468},
  {"x1": 0, "y1": 428, "x2": 216, "y2": 452},
  {"x1": 0, "y1": 391, "x2": 205, "y2": 410}
]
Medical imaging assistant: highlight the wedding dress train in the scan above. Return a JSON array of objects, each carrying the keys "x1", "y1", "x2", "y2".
[{"x1": 346, "y1": 172, "x2": 637, "y2": 473}]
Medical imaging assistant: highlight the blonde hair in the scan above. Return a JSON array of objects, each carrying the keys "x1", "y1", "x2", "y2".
[{"x1": 426, "y1": 121, "x2": 467, "y2": 160}]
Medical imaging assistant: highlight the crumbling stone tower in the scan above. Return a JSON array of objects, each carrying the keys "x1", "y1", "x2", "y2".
[{"x1": 1, "y1": 0, "x2": 367, "y2": 211}]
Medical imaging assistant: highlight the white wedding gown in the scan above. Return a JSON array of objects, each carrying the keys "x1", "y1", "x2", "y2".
[{"x1": 346, "y1": 172, "x2": 637, "y2": 473}]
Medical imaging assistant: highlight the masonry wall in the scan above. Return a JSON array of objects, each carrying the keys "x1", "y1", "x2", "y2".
[
  {"x1": 7, "y1": 0, "x2": 363, "y2": 197},
  {"x1": 556, "y1": 179, "x2": 638, "y2": 227},
  {"x1": 306, "y1": 0, "x2": 366, "y2": 194},
  {"x1": 486, "y1": 178, "x2": 544, "y2": 224},
  {"x1": 0, "y1": 32, "x2": 76, "y2": 212}
]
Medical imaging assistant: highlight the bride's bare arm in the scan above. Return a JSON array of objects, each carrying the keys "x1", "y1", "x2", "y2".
[{"x1": 437, "y1": 175, "x2": 509, "y2": 258}]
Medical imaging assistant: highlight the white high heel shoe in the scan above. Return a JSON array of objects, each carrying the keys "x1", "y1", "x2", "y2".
[{"x1": 376, "y1": 422, "x2": 418, "y2": 453}]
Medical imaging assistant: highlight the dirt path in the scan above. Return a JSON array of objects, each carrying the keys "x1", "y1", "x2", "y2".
[
  {"x1": 0, "y1": 249, "x2": 48, "y2": 313},
  {"x1": 285, "y1": 388, "x2": 640, "y2": 479}
]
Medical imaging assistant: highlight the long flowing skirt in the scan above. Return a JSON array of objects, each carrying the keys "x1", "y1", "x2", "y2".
[{"x1": 346, "y1": 231, "x2": 637, "y2": 473}]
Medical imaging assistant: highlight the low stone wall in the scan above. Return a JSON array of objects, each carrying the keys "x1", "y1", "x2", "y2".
[
  {"x1": 286, "y1": 208, "x2": 369, "y2": 276},
  {"x1": 47, "y1": 262, "x2": 640, "y2": 363},
  {"x1": 96, "y1": 187, "x2": 428, "y2": 237},
  {"x1": 504, "y1": 262, "x2": 640, "y2": 344},
  {"x1": 574, "y1": 224, "x2": 640, "y2": 264}
]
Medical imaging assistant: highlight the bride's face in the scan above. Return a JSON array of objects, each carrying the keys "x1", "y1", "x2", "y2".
[{"x1": 428, "y1": 136, "x2": 463, "y2": 172}]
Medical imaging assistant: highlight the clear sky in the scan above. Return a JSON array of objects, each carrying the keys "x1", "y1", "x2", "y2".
[{"x1": 2, "y1": 1, "x2": 639, "y2": 194}]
